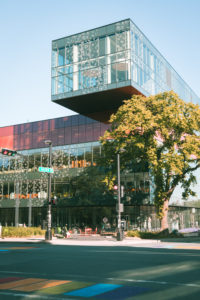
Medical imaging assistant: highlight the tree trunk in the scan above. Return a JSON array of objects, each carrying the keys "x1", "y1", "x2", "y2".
[{"x1": 161, "y1": 199, "x2": 169, "y2": 231}]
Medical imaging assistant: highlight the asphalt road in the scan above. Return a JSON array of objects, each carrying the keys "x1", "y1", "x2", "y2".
[{"x1": 0, "y1": 242, "x2": 200, "y2": 299}]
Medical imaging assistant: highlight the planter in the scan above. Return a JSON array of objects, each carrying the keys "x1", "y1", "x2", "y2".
[{"x1": 183, "y1": 232, "x2": 199, "y2": 237}]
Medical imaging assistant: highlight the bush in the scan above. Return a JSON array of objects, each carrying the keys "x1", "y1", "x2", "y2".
[
  {"x1": 126, "y1": 230, "x2": 141, "y2": 238},
  {"x1": 56, "y1": 227, "x2": 62, "y2": 234},
  {"x1": 126, "y1": 230, "x2": 182, "y2": 239},
  {"x1": 2, "y1": 227, "x2": 45, "y2": 238}
]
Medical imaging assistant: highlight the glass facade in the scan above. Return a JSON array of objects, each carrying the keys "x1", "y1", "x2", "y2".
[
  {"x1": 51, "y1": 20, "x2": 131, "y2": 100},
  {"x1": 0, "y1": 117, "x2": 199, "y2": 229},
  {"x1": 0, "y1": 141, "x2": 150, "y2": 204},
  {"x1": 0, "y1": 113, "x2": 150, "y2": 211},
  {"x1": 0, "y1": 115, "x2": 110, "y2": 151},
  {"x1": 51, "y1": 19, "x2": 199, "y2": 104}
]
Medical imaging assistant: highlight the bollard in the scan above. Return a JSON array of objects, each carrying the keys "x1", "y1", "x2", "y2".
[{"x1": 117, "y1": 229, "x2": 124, "y2": 241}]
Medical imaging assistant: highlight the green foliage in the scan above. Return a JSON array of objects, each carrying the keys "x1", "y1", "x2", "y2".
[
  {"x1": 100, "y1": 91, "x2": 200, "y2": 224},
  {"x1": 69, "y1": 166, "x2": 114, "y2": 205},
  {"x1": 56, "y1": 227, "x2": 62, "y2": 234},
  {"x1": 126, "y1": 230, "x2": 141, "y2": 238},
  {"x1": 2, "y1": 227, "x2": 45, "y2": 237},
  {"x1": 126, "y1": 230, "x2": 182, "y2": 239}
]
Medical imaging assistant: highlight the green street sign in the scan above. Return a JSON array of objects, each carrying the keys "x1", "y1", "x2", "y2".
[{"x1": 38, "y1": 167, "x2": 54, "y2": 173}]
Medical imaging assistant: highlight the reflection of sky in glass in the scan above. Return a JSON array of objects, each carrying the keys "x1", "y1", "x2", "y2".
[
  {"x1": 52, "y1": 19, "x2": 199, "y2": 105},
  {"x1": 170, "y1": 168, "x2": 200, "y2": 204}
]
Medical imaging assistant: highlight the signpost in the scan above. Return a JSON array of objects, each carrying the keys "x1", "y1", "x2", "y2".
[
  {"x1": 38, "y1": 167, "x2": 54, "y2": 173},
  {"x1": 44, "y1": 140, "x2": 53, "y2": 241},
  {"x1": 15, "y1": 182, "x2": 20, "y2": 227},
  {"x1": 117, "y1": 153, "x2": 124, "y2": 241},
  {"x1": 116, "y1": 203, "x2": 124, "y2": 213}
]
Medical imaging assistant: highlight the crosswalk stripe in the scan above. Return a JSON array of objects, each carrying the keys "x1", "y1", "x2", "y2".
[
  {"x1": 0, "y1": 278, "x2": 46, "y2": 290},
  {"x1": 38, "y1": 281, "x2": 92, "y2": 295},
  {"x1": 7, "y1": 247, "x2": 35, "y2": 250},
  {"x1": 0, "y1": 278, "x2": 23, "y2": 284},
  {"x1": 65, "y1": 283, "x2": 122, "y2": 297},
  {"x1": 14, "y1": 280, "x2": 70, "y2": 292},
  {"x1": 0, "y1": 247, "x2": 35, "y2": 250}
]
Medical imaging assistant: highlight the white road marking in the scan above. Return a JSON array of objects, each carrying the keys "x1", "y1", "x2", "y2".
[
  {"x1": 107, "y1": 278, "x2": 200, "y2": 288},
  {"x1": 87, "y1": 249, "x2": 200, "y2": 256},
  {"x1": 0, "y1": 291, "x2": 74, "y2": 299}
]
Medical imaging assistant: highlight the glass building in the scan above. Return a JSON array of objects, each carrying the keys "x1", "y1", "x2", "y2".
[
  {"x1": 0, "y1": 19, "x2": 200, "y2": 230},
  {"x1": 52, "y1": 19, "x2": 199, "y2": 121},
  {"x1": 0, "y1": 115, "x2": 152, "y2": 228}
]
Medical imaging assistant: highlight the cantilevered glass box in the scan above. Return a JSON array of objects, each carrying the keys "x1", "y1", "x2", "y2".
[{"x1": 51, "y1": 19, "x2": 199, "y2": 121}]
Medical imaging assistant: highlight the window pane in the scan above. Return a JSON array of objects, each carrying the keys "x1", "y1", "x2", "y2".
[
  {"x1": 99, "y1": 37, "x2": 106, "y2": 56},
  {"x1": 52, "y1": 49, "x2": 57, "y2": 67},
  {"x1": 110, "y1": 34, "x2": 116, "y2": 54},
  {"x1": 58, "y1": 48, "x2": 65, "y2": 66},
  {"x1": 65, "y1": 46, "x2": 73, "y2": 64},
  {"x1": 90, "y1": 39, "x2": 98, "y2": 59}
]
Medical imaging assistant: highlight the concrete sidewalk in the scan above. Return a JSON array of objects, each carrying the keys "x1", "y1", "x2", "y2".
[
  {"x1": 1, "y1": 236, "x2": 200, "y2": 250},
  {"x1": 0, "y1": 236, "x2": 159, "y2": 245}
]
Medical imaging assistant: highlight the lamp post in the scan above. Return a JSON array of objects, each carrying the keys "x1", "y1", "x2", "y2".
[
  {"x1": 28, "y1": 193, "x2": 32, "y2": 227},
  {"x1": 45, "y1": 140, "x2": 52, "y2": 241},
  {"x1": 116, "y1": 152, "x2": 124, "y2": 241},
  {"x1": 15, "y1": 181, "x2": 20, "y2": 227}
]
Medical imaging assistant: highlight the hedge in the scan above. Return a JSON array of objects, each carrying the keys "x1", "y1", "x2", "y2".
[
  {"x1": 1, "y1": 227, "x2": 46, "y2": 238},
  {"x1": 126, "y1": 230, "x2": 182, "y2": 239}
]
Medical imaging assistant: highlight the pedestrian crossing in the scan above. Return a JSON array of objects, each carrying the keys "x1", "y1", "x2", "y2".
[
  {"x1": 0, "y1": 246, "x2": 37, "y2": 251},
  {"x1": 0, "y1": 276, "x2": 150, "y2": 299}
]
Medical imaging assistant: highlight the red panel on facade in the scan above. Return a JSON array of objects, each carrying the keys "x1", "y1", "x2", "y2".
[
  {"x1": 0, "y1": 116, "x2": 108, "y2": 151},
  {"x1": 93, "y1": 123, "x2": 101, "y2": 141},
  {"x1": 51, "y1": 129, "x2": 58, "y2": 145},
  {"x1": 0, "y1": 136, "x2": 14, "y2": 149},
  {"x1": 0, "y1": 126, "x2": 14, "y2": 149},
  {"x1": 57, "y1": 128, "x2": 65, "y2": 145},
  {"x1": 43, "y1": 131, "x2": 51, "y2": 143},
  {"x1": 43, "y1": 120, "x2": 49, "y2": 131},
  {"x1": 85, "y1": 124, "x2": 93, "y2": 142},
  {"x1": 71, "y1": 126, "x2": 79, "y2": 144},
  {"x1": 0, "y1": 126, "x2": 14, "y2": 137},
  {"x1": 64, "y1": 127, "x2": 72, "y2": 145},
  {"x1": 32, "y1": 132, "x2": 38, "y2": 149},
  {"x1": 100, "y1": 123, "x2": 110, "y2": 136},
  {"x1": 50, "y1": 119, "x2": 56, "y2": 130},
  {"x1": 78, "y1": 125, "x2": 86, "y2": 143},
  {"x1": 37, "y1": 121, "x2": 43, "y2": 132}
]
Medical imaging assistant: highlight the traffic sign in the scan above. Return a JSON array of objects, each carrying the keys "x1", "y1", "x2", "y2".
[
  {"x1": 103, "y1": 217, "x2": 108, "y2": 224},
  {"x1": 38, "y1": 167, "x2": 54, "y2": 173},
  {"x1": 116, "y1": 203, "x2": 124, "y2": 212}
]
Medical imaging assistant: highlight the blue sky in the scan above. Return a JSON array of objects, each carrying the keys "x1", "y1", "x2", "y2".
[{"x1": 0, "y1": 0, "x2": 200, "y2": 127}]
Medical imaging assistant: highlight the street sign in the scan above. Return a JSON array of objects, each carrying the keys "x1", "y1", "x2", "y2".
[
  {"x1": 116, "y1": 203, "x2": 124, "y2": 212},
  {"x1": 103, "y1": 217, "x2": 108, "y2": 224},
  {"x1": 38, "y1": 167, "x2": 54, "y2": 173},
  {"x1": 121, "y1": 185, "x2": 124, "y2": 197}
]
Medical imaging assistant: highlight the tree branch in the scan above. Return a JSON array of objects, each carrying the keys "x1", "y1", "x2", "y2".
[{"x1": 169, "y1": 163, "x2": 200, "y2": 194}]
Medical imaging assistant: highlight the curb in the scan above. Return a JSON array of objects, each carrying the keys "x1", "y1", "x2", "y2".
[{"x1": 0, "y1": 237, "x2": 161, "y2": 247}]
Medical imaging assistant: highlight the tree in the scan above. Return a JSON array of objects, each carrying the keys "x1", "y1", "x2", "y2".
[
  {"x1": 100, "y1": 91, "x2": 200, "y2": 231},
  {"x1": 69, "y1": 166, "x2": 114, "y2": 206}
]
